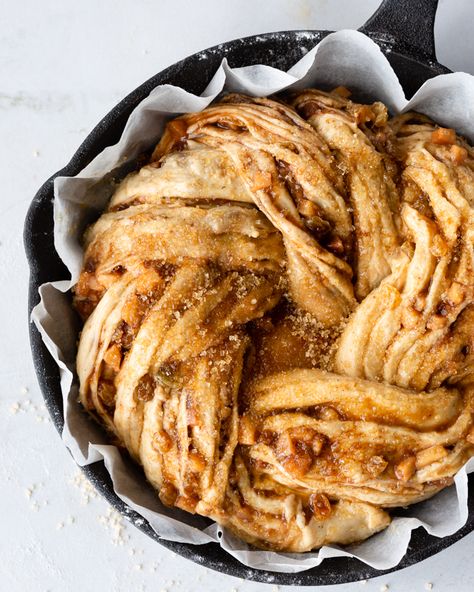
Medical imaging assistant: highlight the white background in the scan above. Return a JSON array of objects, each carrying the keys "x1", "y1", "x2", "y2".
[{"x1": 2, "y1": 0, "x2": 474, "y2": 590}]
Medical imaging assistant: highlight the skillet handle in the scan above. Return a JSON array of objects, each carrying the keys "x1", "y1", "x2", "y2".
[{"x1": 359, "y1": 0, "x2": 438, "y2": 62}]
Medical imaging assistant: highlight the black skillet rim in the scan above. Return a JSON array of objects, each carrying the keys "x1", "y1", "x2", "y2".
[{"x1": 24, "y1": 24, "x2": 474, "y2": 587}]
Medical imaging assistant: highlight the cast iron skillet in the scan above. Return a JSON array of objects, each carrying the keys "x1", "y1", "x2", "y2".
[{"x1": 24, "y1": 0, "x2": 474, "y2": 585}]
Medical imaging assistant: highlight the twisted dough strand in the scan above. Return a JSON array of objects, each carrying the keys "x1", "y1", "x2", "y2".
[{"x1": 75, "y1": 90, "x2": 474, "y2": 552}]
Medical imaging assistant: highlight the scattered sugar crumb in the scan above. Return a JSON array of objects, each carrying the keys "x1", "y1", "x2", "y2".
[
  {"x1": 25, "y1": 487, "x2": 33, "y2": 499},
  {"x1": 33, "y1": 150, "x2": 40, "y2": 157},
  {"x1": 380, "y1": 586, "x2": 389, "y2": 592},
  {"x1": 9, "y1": 403, "x2": 20, "y2": 414},
  {"x1": 272, "y1": 587, "x2": 280, "y2": 592},
  {"x1": 359, "y1": 580, "x2": 367, "y2": 585},
  {"x1": 20, "y1": 386, "x2": 29, "y2": 395},
  {"x1": 425, "y1": 584, "x2": 433, "y2": 591},
  {"x1": 66, "y1": 515, "x2": 75, "y2": 525},
  {"x1": 97, "y1": 506, "x2": 128, "y2": 545},
  {"x1": 30, "y1": 502, "x2": 39, "y2": 512},
  {"x1": 70, "y1": 471, "x2": 99, "y2": 505},
  {"x1": 56, "y1": 522, "x2": 64, "y2": 530},
  {"x1": 134, "y1": 564, "x2": 143, "y2": 571}
]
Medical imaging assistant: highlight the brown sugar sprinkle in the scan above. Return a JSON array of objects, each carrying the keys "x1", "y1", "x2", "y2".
[
  {"x1": 134, "y1": 374, "x2": 156, "y2": 402},
  {"x1": 283, "y1": 308, "x2": 345, "y2": 371},
  {"x1": 431, "y1": 127, "x2": 456, "y2": 145},
  {"x1": 143, "y1": 259, "x2": 176, "y2": 278}
]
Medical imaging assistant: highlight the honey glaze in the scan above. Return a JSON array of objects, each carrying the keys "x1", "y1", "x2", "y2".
[{"x1": 246, "y1": 300, "x2": 343, "y2": 380}]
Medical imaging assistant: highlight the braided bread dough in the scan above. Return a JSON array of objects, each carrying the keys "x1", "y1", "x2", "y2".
[{"x1": 74, "y1": 89, "x2": 474, "y2": 552}]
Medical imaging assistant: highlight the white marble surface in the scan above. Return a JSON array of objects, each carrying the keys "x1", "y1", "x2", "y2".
[{"x1": 2, "y1": 0, "x2": 474, "y2": 590}]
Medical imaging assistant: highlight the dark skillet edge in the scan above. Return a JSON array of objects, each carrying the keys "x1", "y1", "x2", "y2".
[{"x1": 24, "y1": 24, "x2": 474, "y2": 586}]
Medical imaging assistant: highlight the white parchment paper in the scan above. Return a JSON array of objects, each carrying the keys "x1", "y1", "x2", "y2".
[{"x1": 31, "y1": 30, "x2": 474, "y2": 573}]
